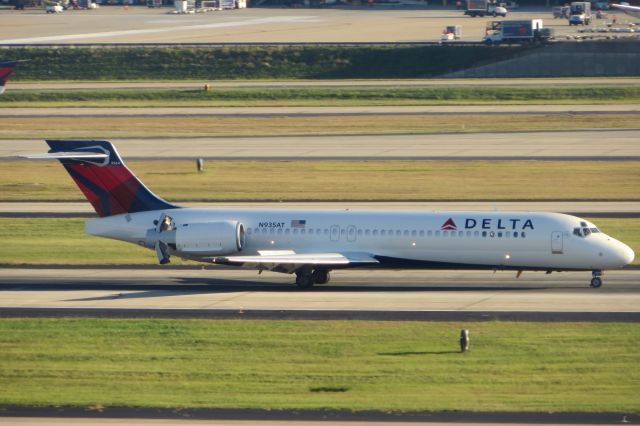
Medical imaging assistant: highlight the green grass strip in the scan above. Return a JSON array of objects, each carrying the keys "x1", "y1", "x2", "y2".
[
  {"x1": 4, "y1": 45, "x2": 525, "y2": 80},
  {"x1": 2, "y1": 160, "x2": 639, "y2": 202},
  {"x1": 0, "y1": 319, "x2": 638, "y2": 412},
  {"x1": 0, "y1": 217, "x2": 637, "y2": 265}
]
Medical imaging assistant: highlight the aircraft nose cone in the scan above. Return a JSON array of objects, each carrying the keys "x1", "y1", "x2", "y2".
[
  {"x1": 622, "y1": 245, "x2": 635, "y2": 265},
  {"x1": 612, "y1": 241, "x2": 635, "y2": 266}
]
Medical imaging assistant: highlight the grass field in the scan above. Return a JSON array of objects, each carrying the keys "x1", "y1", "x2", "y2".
[
  {"x1": 2, "y1": 114, "x2": 638, "y2": 139},
  {"x1": 0, "y1": 319, "x2": 637, "y2": 412},
  {"x1": 2, "y1": 160, "x2": 638, "y2": 202},
  {"x1": 2, "y1": 86, "x2": 640, "y2": 107},
  {"x1": 0, "y1": 217, "x2": 637, "y2": 265}
]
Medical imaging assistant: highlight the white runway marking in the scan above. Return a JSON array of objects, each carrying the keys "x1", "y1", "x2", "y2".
[{"x1": 0, "y1": 16, "x2": 319, "y2": 44}]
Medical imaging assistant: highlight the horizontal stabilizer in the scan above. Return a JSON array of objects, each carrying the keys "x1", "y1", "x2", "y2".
[
  {"x1": 22, "y1": 139, "x2": 179, "y2": 217},
  {"x1": 21, "y1": 152, "x2": 109, "y2": 161}
]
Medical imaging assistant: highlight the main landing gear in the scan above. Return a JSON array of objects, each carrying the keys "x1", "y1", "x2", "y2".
[
  {"x1": 295, "y1": 269, "x2": 331, "y2": 289},
  {"x1": 590, "y1": 270, "x2": 603, "y2": 288}
]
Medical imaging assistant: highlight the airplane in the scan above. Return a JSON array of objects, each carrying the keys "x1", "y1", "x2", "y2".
[
  {"x1": 611, "y1": 2, "x2": 640, "y2": 18},
  {"x1": 0, "y1": 60, "x2": 18, "y2": 95},
  {"x1": 24, "y1": 140, "x2": 635, "y2": 289}
]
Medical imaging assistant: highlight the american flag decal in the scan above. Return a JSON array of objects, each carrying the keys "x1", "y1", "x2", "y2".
[{"x1": 291, "y1": 219, "x2": 306, "y2": 228}]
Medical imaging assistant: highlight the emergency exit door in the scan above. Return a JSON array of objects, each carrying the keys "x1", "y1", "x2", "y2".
[{"x1": 551, "y1": 231, "x2": 563, "y2": 254}]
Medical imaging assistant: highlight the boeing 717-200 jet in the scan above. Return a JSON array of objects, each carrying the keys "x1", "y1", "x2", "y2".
[{"x1": 24, "y1": 140, "x2": 635, "y2": 289}]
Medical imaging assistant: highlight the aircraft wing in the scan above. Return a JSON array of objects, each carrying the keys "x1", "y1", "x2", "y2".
[
  {"x1": 611, "y1": 3, "x2": 640, "y2": 18},
  {"x1": 214, "y1": 251, "x2": 378, "y2": 272}
]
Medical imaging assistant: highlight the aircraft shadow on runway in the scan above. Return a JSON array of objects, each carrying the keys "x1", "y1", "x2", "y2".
[{"x1": 0, "y1": 277, "x2": 561, "y2": 296}]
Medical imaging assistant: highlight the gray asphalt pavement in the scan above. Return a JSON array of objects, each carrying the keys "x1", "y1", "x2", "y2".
[
  {"x1": 2, "y1": 201, "x2": 639, "y2": 216},
  {"x1": 1, "y1": 8, "x2": 623, "y2": 44},
  {"x1": 4, "y1": 104, "x2": 640, "y2": 116},
  {"x1": 0, "y1": 417, "x2": 634, "y2": 426},
  {"x1": 10, "y1": 79, "x2": 640, "y2": 90},
  {"x1": 3, "y1": 129, "x2": 640, "y2": 159},
  {"x1": 1, "y1": 269, "x2": 637, "y2": 313}
]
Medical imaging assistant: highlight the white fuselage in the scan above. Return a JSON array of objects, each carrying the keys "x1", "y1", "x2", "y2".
[{"x1": 86, "y1": 208, "x2": 634, "y2": 272}]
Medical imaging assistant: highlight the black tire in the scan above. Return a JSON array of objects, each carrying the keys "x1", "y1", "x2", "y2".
[
  {"x1": 492, "y1": 12, "x2": 496, "y2": 16},
  {"x1": 296, "y1": 273, "x2": 314, "y2": 289},
  {"x1": 312, "y1": 270, "x2": 331, "y2": 285},
  {"x1": 590, "y1": 277, "x2": 602, "y2": 288}
]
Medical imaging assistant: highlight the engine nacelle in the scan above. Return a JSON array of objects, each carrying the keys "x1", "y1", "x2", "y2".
[{"x1": 175, "y1": 221, "x2": 244, "y2": 256}]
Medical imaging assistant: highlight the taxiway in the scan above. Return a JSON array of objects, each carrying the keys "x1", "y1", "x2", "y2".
[
  {"x1": 3, "y1": 129, "x2": 639, "y2": 160},
  {"x1": 1, "y1": 201, "x2": 638, "y2": 217}
]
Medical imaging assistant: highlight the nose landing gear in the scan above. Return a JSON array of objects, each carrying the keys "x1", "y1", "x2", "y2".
[{"x1": 590, "y1": 270, "x2": 603, "y2": 288}]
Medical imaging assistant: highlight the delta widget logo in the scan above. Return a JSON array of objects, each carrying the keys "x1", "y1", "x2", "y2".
[{"x1": 441, "y1": 218, "x2": 457, "y2": 231}]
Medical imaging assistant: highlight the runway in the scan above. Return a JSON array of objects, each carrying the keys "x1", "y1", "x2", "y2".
[
  {"x1": 0, "y1": 412, "x2": 634, "y2": 426},
  {"x1": 1, "y1": 268, "x2": 638, "y2": 315},
  {"x1": 3, "y1": 129, "x2": 640, "y2": 160}
]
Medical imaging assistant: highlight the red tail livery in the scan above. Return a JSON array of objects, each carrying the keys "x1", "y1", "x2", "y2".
[
  {"x1": 0, "y1": 60, "x2": 18, "y2": 94},
  {"x1": 34, "y1": 140, "x2": 179, "y2": 217}
]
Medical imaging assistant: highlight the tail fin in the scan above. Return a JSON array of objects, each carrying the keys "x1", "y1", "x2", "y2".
[
  {"x1": 0, "y1": 60, "x2": 17, "y2": 95},
  {"x1": 27, "y1": 140, "x2": 179, "y2": 217}
]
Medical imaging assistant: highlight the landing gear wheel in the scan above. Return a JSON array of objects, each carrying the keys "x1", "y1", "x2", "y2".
[
  {"x1": 295, "y1": 272, "x2": 314, "y2": 289},
  {"x1": 590, "y1": 277, "x2": 602, "y2": 288},
  {"x1": 312, "y1": 270, "x2": 331, "y2": 285}
]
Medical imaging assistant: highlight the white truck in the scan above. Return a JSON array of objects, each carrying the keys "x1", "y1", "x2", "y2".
[
  {"x1": 569, "y1": 1, "x2": 592, "y2": 25},
  {"x1": 465, "y1": 0, "x2": 507, "y2": 17},
  {"x1": 483, "y1": 19, "x2": 554, "y2": 44}
]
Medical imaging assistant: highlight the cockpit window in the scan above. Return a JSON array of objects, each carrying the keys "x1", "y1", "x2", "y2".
[{"x1": 574, "y1": 226, "x2": 599, "y2": 237}]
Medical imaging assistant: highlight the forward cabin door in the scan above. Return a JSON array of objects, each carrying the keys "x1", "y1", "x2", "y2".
[{"x1": 551, "y1": 231, "x2": 563, "y2": 254}]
